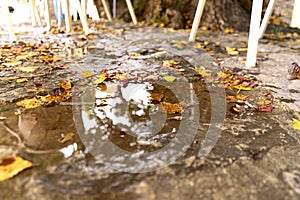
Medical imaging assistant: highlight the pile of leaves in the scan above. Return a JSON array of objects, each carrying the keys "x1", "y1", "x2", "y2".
[{"x1": 0, "y1": 40, "x2": 86, "y2": 107}]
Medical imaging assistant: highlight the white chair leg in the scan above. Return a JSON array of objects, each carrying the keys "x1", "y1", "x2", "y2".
[
  {"x1": 29, "y1": 0, "x2": 38, "y2": 26},
  {"x1": 44, "y1": 0, "x2": 51, "y2": 30},
  {"x1": 30, "y1": 0, "x2": 42, "y2": 26},
  {"x1": 87, "y1": 0, "x2": 100, "y2": 20},
  {"x1": 125, "y1": 0, "x2": 137, "y2": 24},
  {"x1": 61, "y1": 0, "x2": 72, "y2": 32},
  {"x1": 3, "y1": 0, "x2": 16, "y2": 42},
  {"x1": 113, "y1": 0, "x2": 117, "y2": 18},
  {"x1": 189, "y1": 0, "x2": 206, "y2": 41},
  {"x1": 56, "y1": 0, "x2": 63, "y2": 27},
  {"x1": 101, "y1": 0, "x2": 112, "y2": 21},
  {"x1": 74, "y1": 0, "x2": 90, "y2": 35},
  {"x1": 258, "y1": 0, "x2": 276, "y2": 39},
  {"x1": 246, "y1": 0, "x2": 263, "y2": 67},
  {"x1": 81, "y1": 0, "x2": 88, "y2": 22},
  {"x1": 291, "y1": 0, "x2": 300, "y2": 28}
]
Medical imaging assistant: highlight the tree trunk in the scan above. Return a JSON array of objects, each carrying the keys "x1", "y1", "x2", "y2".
[{"x1": 93, "y1": 0, "x2": 253, "y2": 31}]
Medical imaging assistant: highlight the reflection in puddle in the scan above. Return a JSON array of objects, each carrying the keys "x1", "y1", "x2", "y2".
[
  {"x1": 73, "y1": 80, "x2": 200, "y2": 172},
  {"x1": 59, "y1": 143, "x2": 78, "y2": 158},
  {"x1": 94, "y1": 82, "x2": 165, "y2": 138}
]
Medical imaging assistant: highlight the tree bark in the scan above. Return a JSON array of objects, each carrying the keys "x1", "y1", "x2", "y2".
[{"x1": 93, "y1": 0, "x2": 253, "y2": 31}]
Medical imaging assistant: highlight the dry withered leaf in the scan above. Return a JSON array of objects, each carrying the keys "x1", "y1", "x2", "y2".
[
  {"x1": 163, "y1": 75, "x2": 176, "y2": 82},
  {"x1": 226, "y1": 96, "x2": 239, "y2": 103},
  {"x1": 162, "y1": 60, "x2": 180, "y2": 68},
  {"x1": 0, "y1": 116, "x2": 7, "y2": 120},
  {"x1": 3, "y1": 61, "x2": 22, "y2": 67},
  {"x1": 80, "y1": 70, "x2": 93, "y2": 78},
  {"x1": 293, "y1": 118, "x2": 300, "y2": 131},
  {"x1": 60, "y1": 80, "x2": 72, "y2": 90},
  {"x1": 256, "y1": 99, "x2": 271, "y2": 106},
  {"x1": 16, "y1": 98, "x2": 41, "y2": 109},
  {"x1": 234, "y1": 85, "x2": 251, "y2": 91},
  {"x1": 16, "y1": 78, "x2": 28, "y2": 83},
  {"x1": 151, "y1": 93, "x2": 164, "y2": 102},
  {"x1": 19, "y1": 66, "x2": 39, "y2": 73},
  {"x1": 195, "y1": 69, "x2": 211, "y2": 77},
  {"x1": 161, "y1": 102, "x2": 182, "y2": 114},
  {"x1": 0, "y1": 156, "x2": 33, "y2": 182},
  {"x1": 57, "y1": 132, "x2": 75, "y2": 143},
  {"x1": 226, "y1": 47, "x2": 239, "y2": 56},
  {"x1": 257, "y1": 105, "x2": 275, "y2": 112}
]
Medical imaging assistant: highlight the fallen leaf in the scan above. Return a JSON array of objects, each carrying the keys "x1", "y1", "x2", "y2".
[
  {"x1": 97, "y1": 74, "x2": 107, "y2": 84},
  {"x1": 151, "y1": 93, "x2": 164, "y2": 102},
  {"x1": 80, "y1": 70, "x2": 93, "y2": 78},
  {"x1": 226, "y1": 47, "x2": 239, "y2": 56},
  {"x1": 237, "y1": 48, "x2": 248, "y2": 52},
  {"x1": 0, "y1": 116, "x2": 7, "y2": 120},
  {"x1": 0, "y1": 156, "x2": 33, "y2": 182},
  {"x1": 16, "y1": 98, "x2": 41, "y2": 109},
  {"x1": 16, "y1": 78, "x2": 28, "y2": 83},
  {"x1": 161, "y1": 102, "x2": 182, "y2": 114},
  {"x1": 226, "y1": 96, "x2": 238, "y2": 103},
  {"x1": 163, "y1": 75, "x2": 176, "y2": 82},
  {"x1": 162, "y1": 60, "x2": 179, "y2": 68},
  {"x1": 257, "y1": 105, "x2": 275, "y2": 112},
  {"x1": 129, "y1": 53, "x2": 142, "y2": 57},
  {"x1": 218, "y1": 71, "x2": 234, "y2": 79},
  {"x1": 256, "y1": 99, "x2": 271, "y2": 106},
  {"x1": 57, "y1": 132, "x2": 75, "y2": 143},
  {"x1": 19, "y1": 66, "x2": 39, "y2": 73},
  {"x1": 60, "y1": 80, "x2": 72, "y2": 90},
  {"x1": 173, "y1": 42, "x2": 184, "y2": 49},
  {"x1": 115, "y1": 73, "x2": 127, "y2": 81},
  {"x1": 236, "y1": 94, "x2": 249, "y2": 101},
  {"x1": 3, "y1": 61, "x2": 22, "y2": 67},
  {"x1": 234, "y1": 85, "x2": 251, "y2": 91},
  {"x1": 293, "y1": 118, "x2": 300, "y2": 130},
  {"x1": 224, "y1": 28, "x2": 234, "y2": 33},
  {"x1": 195, "y1": 69, "x2": 211, "y2": 77}
]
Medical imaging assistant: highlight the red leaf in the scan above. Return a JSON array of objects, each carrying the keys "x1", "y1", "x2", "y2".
[{"x1": 257, "y1": 106, "x2": 275, "y2": 112}]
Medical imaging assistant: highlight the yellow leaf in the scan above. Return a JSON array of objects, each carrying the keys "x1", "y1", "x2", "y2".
[
  {"x1": 226, "y1": 96, "x2": 238, "y2": 103},
  {"x1": 57, "y1": 132, "x2": 75, "y2": 143},
  {"x1": 256, "y1": 99, "x2": 271, "y2": 106},
  {"x1": 162, "y1": 60, "x2": 179, "y2": 68},
  {"x1": 97, "y1": 74, "x2": 107, "y2": 84},
  {"x1": 237, "y1": 48, "x2": 248, "y2": 52},
  {"x1": 16, "y1": 98, "x2": 41, "y2": 109},
  {"x1": 228, "y1": 50, "x2": 239, "y2": 56},
  {"x1": 224, "y1": 28, "x2": 234, "y2": 33},
  {"x1": 293, "y1": 118, "x2": 300, "y2": 130},
  {"x1": 16, "y1": 78, "x2": 28, "y2": 83},
  {"x1": 0, "y1": 116, "x2": 7, "y2": 120},
  {"x1": 3, "y1": 61, "x2": 22, "y2": 67},
  {"x1": 195, "y1": 69, "x2": 211, "y2": 77},
  {"x1": 19, "y1": 66, "x2": 39, "y2": 73},
  {"x1": 236, "y1": 94, "x2": 249, "y2": 101},
  {"x1": 129, "y1": 53, "x2": 142, "y2": 57},
  {"x1": 80, "y1": 70, "x2": 93, "y2": 78},
  {"x1": 16, "y1": 55, "x2": 30, "y2": 60},
  {"x1": 164, "y1": 76, "x2": 176, "y2": 82},
  {"x1": 0, "y1": 156, "x2": 33, "y2": 182},
  {"x1": 218, "y1": 71, "x2": 234, "y2": 79},
  {"x1": 161, "y1": 102, "x2": 182, "y2": 114},
  {"x1": 233, "y1": 85, "x2": 251, "y2": 91},
  {"x1": 226, "y1": 47, "x2": 239, "y2": 56},
  {"x1": 173, "y1": 43, "x2": 184, "y2": 49},
  {"x1": 60, "y1": 80, "x2": 72, "y2": 90}
]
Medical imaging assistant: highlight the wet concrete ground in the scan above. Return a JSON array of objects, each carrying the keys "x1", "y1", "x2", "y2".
[{"x1": 1, "y1": 4, "x2": 300, "y2": 200}]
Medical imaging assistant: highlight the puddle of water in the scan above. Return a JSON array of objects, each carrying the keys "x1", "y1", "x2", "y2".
[{"x1": 72, "y1": 80, "x2": 202, "y2": 173}]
